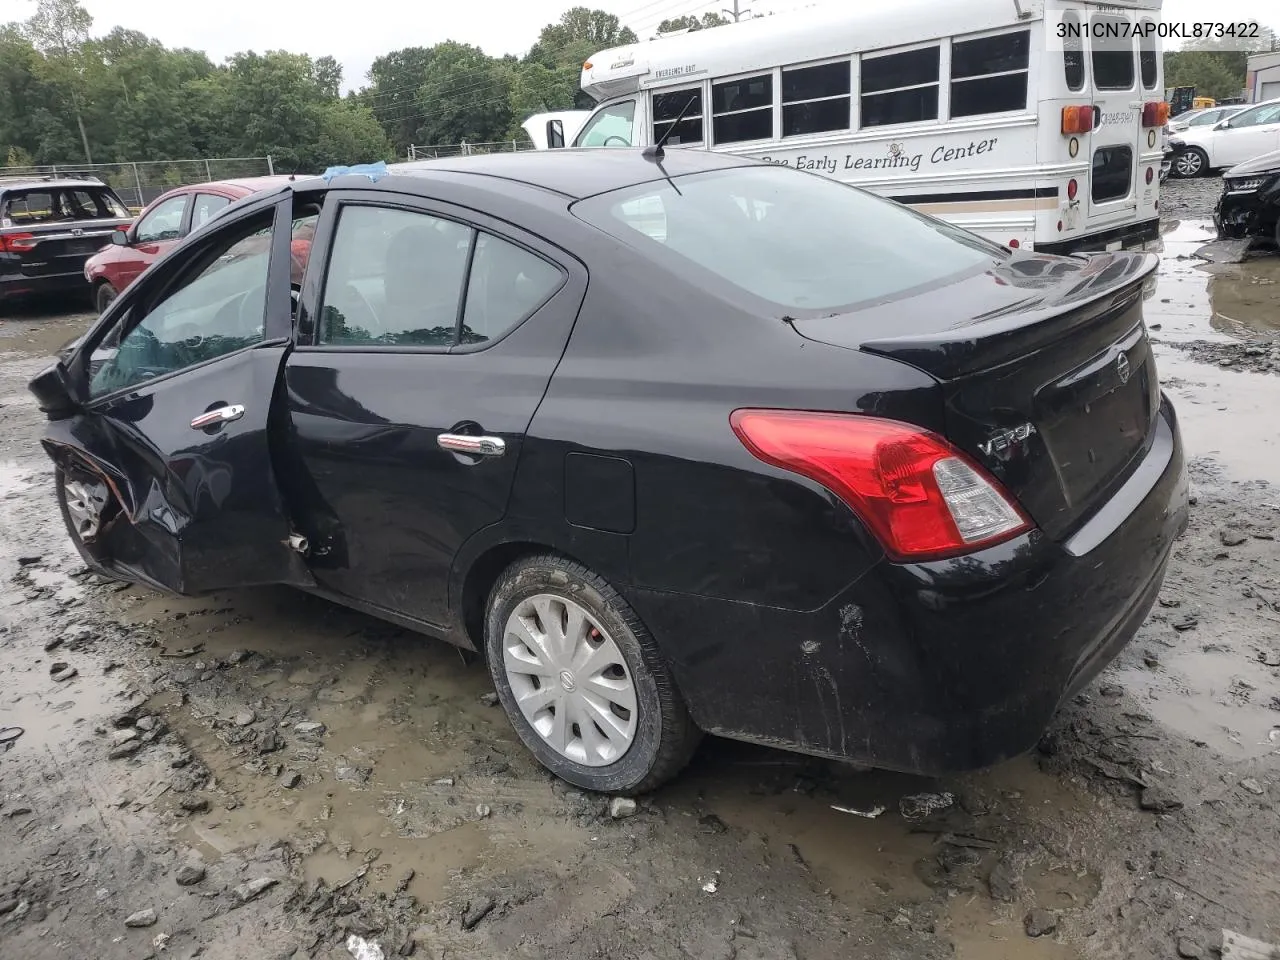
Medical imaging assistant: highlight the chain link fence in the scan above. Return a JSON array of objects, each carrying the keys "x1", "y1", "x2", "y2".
[
  {"x1": 0, "y1": 157, "x2": 275, "y2": 212},
  {"x1": 406, "y1": 140, "x2": 537, "y2": 161}
]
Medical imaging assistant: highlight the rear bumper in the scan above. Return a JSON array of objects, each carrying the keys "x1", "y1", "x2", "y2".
[
  {"x1": 1035, "y1": 218, "x2": 1160, "y2": 256},
  {"x1": 632, "y1": 396, "x2": 1188, "y2": 776},
  {"x1": 0, "y1": 269, "x2": 89, "y2": 301}
]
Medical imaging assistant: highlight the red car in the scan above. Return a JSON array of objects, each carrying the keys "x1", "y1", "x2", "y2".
[{"x1": 84, "y1": 176, "x2": 309, "y2": 313}]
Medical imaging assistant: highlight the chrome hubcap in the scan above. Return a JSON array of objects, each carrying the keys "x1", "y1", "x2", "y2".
[
  {"x1": 502, "y1": 594, "x2": 637, "y2": 766},
  {"x1": 64, "y1": 478, "x2": 108, "y2": 540},
  {"x1": 1176, "y1": 152, "x2": 1202, "y2": 176}
]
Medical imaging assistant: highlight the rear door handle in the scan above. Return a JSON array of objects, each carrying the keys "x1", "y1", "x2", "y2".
[
  {"x1": 438, "y1": 433, "x2": 506, "y2": 457},
  {"x1": 190, "y1": 404, "x2": 245, "y2": 430}
]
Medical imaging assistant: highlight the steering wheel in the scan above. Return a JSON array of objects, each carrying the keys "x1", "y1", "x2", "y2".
[{"x1": 603, "y1": 136, "x2": 631, "y2": 147}]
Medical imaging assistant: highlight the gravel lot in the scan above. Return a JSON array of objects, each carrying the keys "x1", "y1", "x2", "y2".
[{"x1": 1, "y1": 192, "x2": 1277, "y2": 960}]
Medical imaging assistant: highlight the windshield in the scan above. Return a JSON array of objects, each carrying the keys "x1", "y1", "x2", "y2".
[{"x1": 572, "y1": 166, "x2": 1003, "y2": 313}]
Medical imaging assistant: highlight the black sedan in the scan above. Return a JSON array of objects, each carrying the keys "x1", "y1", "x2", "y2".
[
  {"x1": 28, "y1": 149, "x2": 1189, "y2": 795},
  {"x1": 1214, "y1": 148, "x2": 1280, "y2": 247}
]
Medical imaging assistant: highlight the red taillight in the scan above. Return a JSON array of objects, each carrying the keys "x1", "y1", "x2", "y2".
[
  {"x1": 1067, "y1": 179, "x2": 1078, "y2": 201},
  {"x1": 0, "y1": 232, "x2": 36, "y2": 253},
  {"x1": 1145, "y1": 167, "x2": 1154, "y2": 184},
  {"x1": 1008, "y1": 238, "x2": 1020, "y2": 248},
  {"x1": 1142, "y1": 101, "x2": 1171, "y2": 127},
  {"x1": 729, "y1": 410, "x2": 1032, "y2": 561},
  {"x1": 1062, "y1": 105, "x2": 1094, "y2": 135}
]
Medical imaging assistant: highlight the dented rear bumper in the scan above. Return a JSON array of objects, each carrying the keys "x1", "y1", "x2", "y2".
[{"x1": 628, "y1": 398, "x2": 1188, "y2": 776}]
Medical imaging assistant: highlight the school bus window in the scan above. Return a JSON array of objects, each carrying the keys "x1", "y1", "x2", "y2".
[
  {"x1": 1062, "y1": 12, "x2": 1085, "y2": 91},
  {"x1": 713, "y1": 74, "x2": 774, "y2": 144},
  {"x1": 782, "y1": 61, "x2": 851, "y2": 137},
  {"x1": 1091, "y1": 15, "x2": 1135, "y2": 90},
  {"x1": 951, "y1": 30, "x2": 1030, "y2": 117},
  {"x1": 861, "y1": 46, "x2": 940, "y2": 127},
  {"x1": 653, "y1": 88, "x2": 705, "y2": 145},
  {"x1": 1139, "y1": 21, "x2": 1158, "y2": 89}
]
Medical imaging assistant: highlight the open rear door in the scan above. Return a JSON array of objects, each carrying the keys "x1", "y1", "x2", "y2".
[
  {"x1": 1083, "y1": 9, "x2": 1142, "y2": 246},
  {"x1": 34, "y1": 190, "x2": 315, "y2": 595}
]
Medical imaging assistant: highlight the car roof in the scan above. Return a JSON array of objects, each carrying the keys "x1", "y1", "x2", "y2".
[
  {"x1": 0, "y1": 177, "x2": 109, "y2": 193},
  {"x1": 368, "y1": 149, "x2": 759, "y2": 201}
]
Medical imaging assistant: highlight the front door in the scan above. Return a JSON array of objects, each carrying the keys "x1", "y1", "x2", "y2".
[
  {"x1": 1210, "y1": 101, "x2": 1280, "y2": 169},
  {"x1": 122, "y1": 192, "x2": 189, "y2": 287},
  {"x1": 279, "y1": 191, "x2": 587, "y2": 629},
  {"x1": 43, "y1": 193, "x2": 313, "y2": 594},
  {"x1": 1084, "y1": 11, "x2": 1141, "y2": 239}
]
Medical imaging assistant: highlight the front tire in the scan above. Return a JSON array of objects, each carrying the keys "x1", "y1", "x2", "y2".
[
  {"x1": 94, "y1": 281, "x2": 118, "y2": 314},
  {"x1": 1172, "y1": 147, "x2": 1208, "y2": 179},
  {"x1": 484, "y1": 555, "x2": 701, "y2": 794}
]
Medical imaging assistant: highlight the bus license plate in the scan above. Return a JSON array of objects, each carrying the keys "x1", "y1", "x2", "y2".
[{"x1": 1106, "y1": 240, "x2": 1123, "y2": 251}]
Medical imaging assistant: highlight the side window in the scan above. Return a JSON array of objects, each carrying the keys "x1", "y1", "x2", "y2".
[
  {"x1": 89, "y1": 212, "x2": 273, "y2": 399},
  {"x1": 1063, "y1": 12, "x2": 1085, "y2": 91},
  {"x1": 192, "y1": 193, "x2": 232, "y2": 230},
  {"x1": 950, "y1": 30, "x2": 1030, "y2": 118},
  {"x1": 652, "y1": 88, "x2": 704, "y2": 145},
  {"x1": 318, "y1": 206, "x2": 470, "y2": 348},
  {"x1": 860, "y1": 46, "x2": 940, "y2": 128},
  {"x1": 460, "y1": 235, "x2": 564, "y2": 345},
  {"x1": 1230, "y1": 105, "x2": 1280, "y2": 128},
  {"x1": 782, "y1": 61, "x2": 851, "y2": 137},
  {"x1": 712, "y1": 73, "x2": 774, "y2": 144},
  {"x1": 576, "y1": 101, "x2": 636, "y2": 147},
  {"x1": 3, "y1": 191, "x2": 55, "y2": 224},
  {"x1": 135, "y1": 195, "x2": 189, "y2": 244},
  {"x1": 1091, "y1": 16, "x2": 1135, "y2": 90},
  {"x1": 1139, "y1": 21, "x2": 1158, "y2": 89}
]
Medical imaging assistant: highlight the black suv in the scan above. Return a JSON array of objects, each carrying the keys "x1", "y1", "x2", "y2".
[{"x1": 0, "y1": 175, "x2": 134, "y2": 307}]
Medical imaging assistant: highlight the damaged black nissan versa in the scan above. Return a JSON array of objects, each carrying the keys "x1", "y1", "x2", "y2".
[
  {"x1": 28, "y1": 150, "x2": 1189, "y2": 795},
  {"x1": 1214, "y1": 148, "x2": 1280, "y2": 247}
]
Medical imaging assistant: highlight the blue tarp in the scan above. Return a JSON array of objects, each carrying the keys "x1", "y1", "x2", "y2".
[{"x1": 320, "y1": 161, "x2": 389, "y2": 183}]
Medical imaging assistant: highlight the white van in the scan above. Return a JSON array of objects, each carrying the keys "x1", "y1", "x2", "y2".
[{"x1": 557, "y1": 0, "x2": 1169, "y2": 254}]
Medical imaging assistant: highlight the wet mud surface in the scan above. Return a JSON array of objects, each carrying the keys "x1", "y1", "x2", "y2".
[{"x1": 2, "y1": 189, "x2": 1278, "y2": 960}]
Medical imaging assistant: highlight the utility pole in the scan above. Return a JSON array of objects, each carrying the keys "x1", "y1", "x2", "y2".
[{"x1": 723, "y1": 0, "x2": 750, "y2": 22}]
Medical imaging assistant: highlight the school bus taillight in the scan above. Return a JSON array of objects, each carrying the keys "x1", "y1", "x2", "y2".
[
  {"x1": 1061, "y1": 105, "x2": 1094, "y2": 135},
  {"x1": 1141, "y1": 101, "x2": 1170, "y2": 127}
]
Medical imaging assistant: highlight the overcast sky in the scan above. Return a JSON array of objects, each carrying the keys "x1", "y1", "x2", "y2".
[{"x1": 9, "y1": 0, "x2": 1280, "y2": 92}]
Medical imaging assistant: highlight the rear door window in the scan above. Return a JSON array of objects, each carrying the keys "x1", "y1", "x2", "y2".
[
  {"x1": 1138, "y1": 21, "x2": 1158, "y2": 89},
  {"x1": 192, "y1": 194, "x2": 233, "y2": 230},
  {"x1": 1091, "y1": 16, "x2": 1135, "y2": 90},
  {"x1": 1092, "y1": 145, "x2": 1133, "y2": 203},
  {"x1": 461, "y1": 235, "x2": 564, "y2": 345},
  {"x1": 1062, "y1": 12, "x2": 1085, "y2": 91}
]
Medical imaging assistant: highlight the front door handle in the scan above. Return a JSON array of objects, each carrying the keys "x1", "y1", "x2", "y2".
[
  {"x1": 438, "y1": 433, "x2": 506, "y2": 457},
  {"x1": 190, "y1": 404, "x2": 245, "y2": 430}
]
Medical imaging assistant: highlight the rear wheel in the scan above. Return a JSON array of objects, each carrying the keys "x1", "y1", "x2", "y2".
[
  {"x1": 1172, "y1": 147, "x2": 1208, "y2": 178},
  {"x1": 484, "y1": 555, "x2": 701, "y2": 794},
  {"x1": 94, "y1": 282, "x2": 118, "y2": 314}
]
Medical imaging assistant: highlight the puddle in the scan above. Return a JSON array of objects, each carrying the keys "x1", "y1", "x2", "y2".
[
  {"x1": 1147, "y1": 219, "x2": 1280, "y2": 343},
  {"x1": 1155, "y1": 353, "x2": 1280, "y2": 484}
]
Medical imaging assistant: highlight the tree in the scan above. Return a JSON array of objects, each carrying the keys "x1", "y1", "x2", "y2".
[
  {"x1": 313, "y1": 55, "x2": 342, "y2": 99},
  {"x1": 1164, "y1": 25, "x2": 1280, "y2": 100},
  {"x1": 23, "y1": 0, "x2": 94, "y2": 162},
  {"x1": 528, "y1": 7, "x2": 637, "y2": 68},
  {"x1": 410, "y1": 42, "x2": 513, "y2": 148},
  {"x1": 362, "y1": 47, "x2": 436, "y2": 154},
  {"x1": 655, "y1": 12, "x2": 729, "y2": 36}
]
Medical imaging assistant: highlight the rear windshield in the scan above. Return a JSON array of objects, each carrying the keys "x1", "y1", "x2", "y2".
[
  {"x1": 1, "y1": 186, "x2": 129, "y2": 224},
  {"x1": 572, "y1": 166, "x2": 1002, "y2": 313}
]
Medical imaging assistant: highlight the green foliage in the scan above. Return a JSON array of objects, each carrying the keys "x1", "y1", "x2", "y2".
[
  {"x1": 655, "y1": 13, "x2": 730, "y2": 37},
  {"x1": 1163, "y1": 26, "x2": 1280, "y2": 101},
  {"x1": 0, "y1": 1, "x2": 644, "y2": 165}
]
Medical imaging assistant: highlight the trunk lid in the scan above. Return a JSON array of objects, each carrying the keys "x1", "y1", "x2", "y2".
[
  {"x1": 3, "y1": 220, "x2": 123, "y2": 277},
  {"x1": 790, "y1": 250, "x2": 1161, "y2": 541}
]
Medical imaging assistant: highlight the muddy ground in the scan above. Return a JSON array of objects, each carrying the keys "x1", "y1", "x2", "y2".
[{"x1": 1, "y1": 178, "x2": 1278, "y2": 960}]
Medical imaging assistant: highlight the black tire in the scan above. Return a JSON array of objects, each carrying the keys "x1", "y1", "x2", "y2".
[
  {"x1": 94, "y1": 281, "x2": 118, "y2": 314},
  {"x1": 1171, "y1": 147, "x2": 1208, "y2": 179},
  {"x1": 484, "y1": 554, "x2": 702, "y2": 794}
]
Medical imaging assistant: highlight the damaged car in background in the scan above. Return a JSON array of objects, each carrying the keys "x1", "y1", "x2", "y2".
[
  {"x1": 1215, "y1": 148, "x2": 1280, "y2": 250},
  {"x1": 27, "y1": 150, "x2": 1189, "y2": 795}
]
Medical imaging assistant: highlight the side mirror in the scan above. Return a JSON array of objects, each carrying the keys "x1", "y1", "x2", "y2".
[
  {"x1": 28, "y1": 362, "x2": 78, "y2": 419},
  {"x1": 110, "y1": 229, "x2": 129, "y2": 246},
  {"x1": 547, "y1": 119, "x2": 566, "y2": 149}
]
